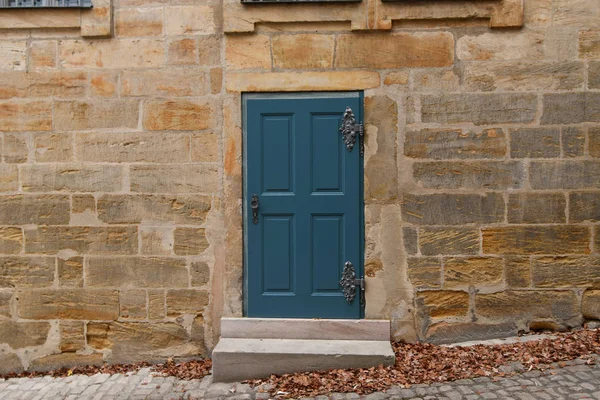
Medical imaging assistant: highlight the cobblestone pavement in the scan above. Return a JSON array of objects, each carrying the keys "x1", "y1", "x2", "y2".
[{"x1": 2, "y1": 362, "x2": 600, "y2": 400}]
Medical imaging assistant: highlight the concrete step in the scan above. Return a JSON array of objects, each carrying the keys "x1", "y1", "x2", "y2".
[
  {"x1": 220, "y1": 318, "x2": 390, "y2": 341},
  {"x1": 212, "y1": 338, "x2": 396, "y2": 382}
]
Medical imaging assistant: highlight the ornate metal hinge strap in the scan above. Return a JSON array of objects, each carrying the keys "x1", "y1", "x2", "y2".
[
  {"x1": 339, "y1": 107, "x2": 364, "y2": 157},
  {"x1": 340, "y1": 261, "x2": 365, "y2": 310}
]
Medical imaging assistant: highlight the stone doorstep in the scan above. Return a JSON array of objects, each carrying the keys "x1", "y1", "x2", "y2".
[
  {"x1": 220, "y1": 318, "x2": 391, "y2": 341},
  {"x1": 211, "y1": 338, "x2": 396, "y2": 383}
]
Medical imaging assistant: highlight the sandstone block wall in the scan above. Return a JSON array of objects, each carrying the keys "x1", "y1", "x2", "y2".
[{"x1": 0, "y1": 0, "x2": 599, "y2": 372}]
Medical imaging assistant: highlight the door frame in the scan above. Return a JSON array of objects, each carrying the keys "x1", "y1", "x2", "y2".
[{"x1": 241, "y1": 91, "x2": 365, "y2": 318}]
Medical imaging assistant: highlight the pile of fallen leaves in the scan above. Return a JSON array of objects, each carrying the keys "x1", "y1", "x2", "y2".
[
  {"x1": 0, "y1": 359, "x2": 212, "y2": 381},
  {"x1": 248, "y1": 329, "x2": 600, "y2": 398}
]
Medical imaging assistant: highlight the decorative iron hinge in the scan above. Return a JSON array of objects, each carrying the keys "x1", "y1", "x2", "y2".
[
  {"x1": 339, "y1": 107, "x2": 364, "y2": 157},
  {"x1": 340, "y1": 261, "x2": 366, "y2": 310}
]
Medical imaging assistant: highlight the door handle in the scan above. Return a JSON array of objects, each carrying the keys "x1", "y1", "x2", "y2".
[{"x1": 251, "y1": 194, "x2": 259, "y2": 224}]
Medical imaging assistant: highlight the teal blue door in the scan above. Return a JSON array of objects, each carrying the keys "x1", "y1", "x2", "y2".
[{"x1": 244, "y1": 92, "x2": 364, "y2": 319}]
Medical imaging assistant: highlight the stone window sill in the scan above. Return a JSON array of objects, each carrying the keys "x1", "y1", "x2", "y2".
[
  {"x1": 224, "y1": 0, "x2": 523, "y2": 32},
  {"x1": 0, "y1": 0, "x2": 111, "y2": 37}
]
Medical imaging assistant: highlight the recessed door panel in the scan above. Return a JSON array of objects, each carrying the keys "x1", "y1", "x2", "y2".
[
  {"x1": 262, "y1": 115, "x2": 294, "y2": 193},
  {"x1": 262, "y1": 215, "x2": 294, "y2": 293},
  {"x1": 311, "y1": 114, "x2": 343, "y2": 193},
  {"x1": 311, "y1": 215, "x2": 343, "y2": 294}
]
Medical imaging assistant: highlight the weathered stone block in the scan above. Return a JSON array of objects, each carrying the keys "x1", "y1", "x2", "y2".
[
  {"x1": 0, "y1": 257, "x2": 54, "y2": 288},
  {"x1": 569, "y1": 192, "x2": 600, "y2": 222},
  {"x1": 143, "y1": 99, "x2": 216, "y2": 131},
  {"x1": 86, "y1": 257, "x2": 188, "y2": 288},
  {"x1": 563, "y1": 127, "x2": 586, "y2": 157},
  {"x1": 191, "y1": 131, "x2": 220, "y2": 163},
  {"x1": 510, "y1": 128, "x2": 560, "y2": 158},
  {"x1": 590, "y1": 62, "x2": 600, "y2": 89},
  {"x1": 416, "y1": 291, "x2": 469, "y2": 319},
  {"x1": 29, "y1": 353, "x2": 104, "y2": 373},
  {"x1": 541, "y1": 93, "x2": 600, "y2": 124},
  {"x1": 444, "y1": 257, "x2": 503, "y2": 289},
  {"x1": 411, "y1": 69, "x2": 459, "y2": 92},
  {"x1": 75, "y1": 132, "x2": 190, "y2": 163},
  {"x1": 532, "y1": 256, "x2": 600, "y2": 287},
  {"x1": 457, "y1": 32, "x2": 544, "y2": 61},
  {"x1": 505, "y1": 256, "x2": 531, "y2": 288},
  {"x1": 0, "y1": 71, "x2": 87, "y2": 99},
  {"x1": 72, "y1": 194, "x2": 95, "y2": 214},
  {"x1": 596, "y1": 227, "x2": 600, "y2": 254},
  {"x1": 3, "y1": 133, "x2": 28, "y2": 163},
  {"x1": 198, "y1": 35, "x2": 221, "y2": 66},
  {"x1": 335, "y1": 33, "x2": 454, "y2": 68},
  {"x1": 403, "y1": 228, "x2": 418, "y2": 255},
  {"x1": 425, "y1": 322, "x2": 518, "y2": 345},
  {"x1": 529, "y1": 161, "x2": 600, "y2": 189},
  {"x1": 419, "y1": 228, "x2": 479, "y2": 256},
  {"x1": 0, "y1": 41, "x2": 26, "y2": 71},
  {"x1": 582, "y1": 290, "x2": 600, "y2": 320},
  {"x1": 59, "y1": 39, "x2": 165, "y2": 69},
  {"x1": 122, "y1": 69, "x2": 208, "y2": 97},
  {"x1": 0, "y1": 320, "x2": 50, "y2": 349},
  {"x1": 168, "y1": 38, "x2": 197, "y2": 65},
  {"x1": 463, "y1": 61, "x2": 583, "y2": 91},
  {"x1": 29, "y1": 40, "x2": 56, "y2": 70},
  {"x1": 402, "y1": 193, "x2": 504, "y2": 225},
  {"x1": 0, "y1": 354, "x2": 23, "y2": 375},
  {"x1": 18, "y1": 289, "x2": 119, "y2": 320},
  {"x1": 421, "y1": 93, "x2": 537, "y2": 125},
  {"x1": 57, "y1": 257, "x2": 83, "y2": 288},
  {"x1": 384, "y1": 71, "x2": 409, "y2": 86},
  {"x1": 148, "y1": 289, "x2": 166, "y2": 320},
  {"x1": 115, "y1": 8, "x2": 163, "y2": 37},
  {"x1": 191, "y1": 261, "x2": 210, "y2": 287},
  {"x1": 407, "y1": 257, "x2": 441, "y2": 289},
  {"x1": 54, "y1": 100, "x2": 139, "y2": 131},
  {"x1": 166, "y1": 289, "x2": 209, "y2": 317},
  {"x1": 34, "y1": 133, "x2": 73, "y2": 162},
  {"x1": 87, "y1": 321, "x2": 193, "y2": 363},
  {"x1": 405, "y1": 128, "x2": 506, "y2": 160},
  {"x1": 120, "y1": 289, "x2": 147, "y2": 320},
  {"x1": 226, "y1": 34, "x2": 271, "y2": 70},
  {"x1": 475, "y1": 290, "x2": 579, "y2": 321},
  {"x1": 173, "y1": 228, "x2": 209, "y2": 256},
  {"x1": 0, "y1": 195, "x2": 70, "y2": 225},
  {"x1": 0, "y1": 290, "x2": 12, "y2": 318},
  {"x1": 272, "y1": 34, "x2": 334, "y2": 69},
  {"x1": 413, "y1": 161, "x2": 525, "y2": 189},
  {"x1": 97, "y1": 194, "x2": 211, "y2": 225},
  {"x1": 0, "y1": 100, "x2": 52, "y2": 132},
  {"x1": 365, "y1": 95, "x2": 398, "y2": 201},
  {"x1": 544, "y1": 27, "x2": 579, "y2": 60},
  {"x1": 25, "y1": 226, "x2": 138, "y2": 255},
  {"x1": 211, "y1": 67, "x2": 223, "y2": 94},
  {"x1": 59, "y1": 321, "x2": 85, "y2": 352},
  {"x1": 579, "y1": 30, "x2": 600, "y2": 59},
  {"x1": 165, "y1": 5, "x2": 215, "y2": 36},
  {"x1": 591, "y1": 128, "x2": 600, "y2": 158},
  {"x1": 507, "y1": 193, "x2": 566, "y2": 224},
  {"x1": 553, "y1": 0, "x2": 600, "y2": 28},
  {"x1": 0, "y1": 165, "x2": 18, "y2": 192},
  {"x1": 130, "y1": 165, "x2": 220, "y2": 194},
  {"x1": 90, "y1": 71, "x2": 118, "y2": 97},
  {"x1": 482, "y1": 226, "x2": 590, "y2": 254},
  {"x1": 21, "y1": 164, "x2": 123, "y2": 193},
  {"x1": 141, "y1": 227, "x2": 173, "y2": 256}
]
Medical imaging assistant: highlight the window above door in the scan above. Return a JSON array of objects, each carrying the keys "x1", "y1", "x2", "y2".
[{"x1": 0, "y1": 0, "x2": 92, "y2": 8}]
